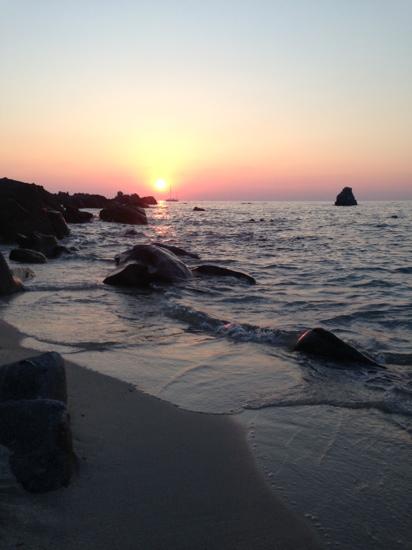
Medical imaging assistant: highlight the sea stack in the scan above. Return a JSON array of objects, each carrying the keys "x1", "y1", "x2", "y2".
[{"x1": 335, "y1": 187, "x2": 357, "y2": 206}]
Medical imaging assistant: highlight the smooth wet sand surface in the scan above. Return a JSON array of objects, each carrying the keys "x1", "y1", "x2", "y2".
[{"x1": 0, "y1": 320, "x2": 320, "y2": 550}]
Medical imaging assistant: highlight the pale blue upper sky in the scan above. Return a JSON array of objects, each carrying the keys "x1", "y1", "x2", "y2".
[{"x1": 1, "y1": 0, "x2": 411, "y2": 199}]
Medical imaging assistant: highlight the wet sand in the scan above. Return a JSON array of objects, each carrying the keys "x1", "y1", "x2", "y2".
[{"x1": 0, "y1": 319, "x2": 320, "y2": 550}]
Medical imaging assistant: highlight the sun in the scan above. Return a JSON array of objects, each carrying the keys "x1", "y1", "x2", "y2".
[{"x1": 154, "y1": 178, "x2": 167, "y2": 192}]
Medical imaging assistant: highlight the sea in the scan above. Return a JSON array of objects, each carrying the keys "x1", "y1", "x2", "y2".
[{"x1": 1, "y1": 200, "x2": 411, "y2": 549}]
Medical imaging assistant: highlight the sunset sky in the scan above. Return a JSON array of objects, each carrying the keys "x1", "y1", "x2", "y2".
[{"x1": 1, "y1": 0, "x2": 411, "y2": 200}]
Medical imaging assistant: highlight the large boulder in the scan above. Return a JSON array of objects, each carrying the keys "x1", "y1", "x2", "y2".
[
  {"x1": 294, "y1": 328, "x2": 379, "y2": 366},
  {"x1": 0, "y1": 178, "x2": 69, "y2": 242},
  {"x1": 64, "y1": 206, "x2": 94, "y2": 223},
  {"x1": 16, "y1": 232, "x2": 69, "y2": 259},
  {"x1": 0, "y1": 352, "x2": 73, "y2": 493},
  {"x1": 335, "y1": 187, "x2": 357, "y2": 206},
  {"x1": 56, "y1": 191, "x2": 109, "y2": 209},
  {"x1": 0, "y1": 352, "x2": 67, "y2": 403},
  {"x1": 100, "y1": 205, "x2": 148, "y2": 225},
  {"x1": 10, "y1": 248, "x2": 47, "y2": 264},
  {"x1": 0, "y1": 399, "x2": 73, "y2": 493},
  {"x1": 0, "y1": 251, "x2": 23, "y2": 295},
  {"x1": 105, "y1": 244, "x2": 192, "y2": 286},
  {"x1": 192, "y1": 264, "x2": 256, "y2": 284}
]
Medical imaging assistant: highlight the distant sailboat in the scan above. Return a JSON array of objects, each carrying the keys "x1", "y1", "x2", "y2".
[{"x1": 165, "y1": 182, "x2": 179, "y2": 202}]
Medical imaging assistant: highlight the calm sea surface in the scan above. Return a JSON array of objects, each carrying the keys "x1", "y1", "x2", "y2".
[{"x1": 1, "y1": 200, "x2": 411, "y2": 549}]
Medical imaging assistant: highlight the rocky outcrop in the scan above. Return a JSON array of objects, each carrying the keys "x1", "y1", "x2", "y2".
[
  {"x1": 0, "y1": 178, "x2": 69, "y2": 242},
  {"x1": 0, "y1": 251, "x2": 24, "y2": 295},
  {"x1": 0, "y1": 352, "x2": 74, "y2": 493},
  {"x1": 335, "y1": 187, "x2": 357, "y2": 206},
  {"x1": 9, "y1": 248, "x2": 47, "y2": 264},
  {"x1": 105, "y1": 244, "x2": 192, "y2": 286},
  {"x1": 193, "y1": 206, "x2": 205, "y2": 212},
  {"x1": 294, "y1": 328, "x2": 379, "y2": 366},
  {"x1": 192, "y1": 265, "x2": 256, "y2": 284},
  {"x1": 141, "y1": 196, "x2": 157, "y2": 205},
  {"x1": 56, "y1": 191, "x2": 109, "y2": 209},
  {"x1": 16, "y1": 232, "x2": 70, "y2": 259},
  {"x1": 64, "y1": 206, "x2": 93, "y2": 224},
  {"x1": 100, "y1": 205, "x2": 148, "y2": 225}
]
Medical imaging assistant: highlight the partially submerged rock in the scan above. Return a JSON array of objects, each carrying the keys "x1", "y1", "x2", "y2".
[
  {"x1": 106, "y1": 244, "x2": 192, "y2": 286},
  {"x1": 193, "y1": 206, "x2": 205, "y2": 212},
  {"x1": 64, "y1": 206, "x2": 93, "y2": 224},
  {"x1": 192, "y1": 265, "x2": 256, "y2": 284},
  {"x1": 0, "y1": 251, "x2": 23, "y2": 295},
  {"x1": 10, "y1": 248, "x2": 47, "y2": 264},
  {"x1": 100, "y1": 205, "x2": 148, "y2": 225},
  {"x1": 16, "y1": 232, "x2": 69, "y2": 259},
  {"x1": 294, "y1": 327, "x2": 379, "y2": 366},
  {"x1": 335, "y1": 187, "x2": 357, "y2": 206}
]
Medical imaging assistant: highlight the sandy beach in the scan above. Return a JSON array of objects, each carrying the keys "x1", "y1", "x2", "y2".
[{"x1": 0, "y1": 319, "x2": 320, "y2": 550}]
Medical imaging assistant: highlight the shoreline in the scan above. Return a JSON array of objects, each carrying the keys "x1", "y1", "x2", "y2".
[{"x1": 0, "y1": 319, "x2": 320, "y2": 549}]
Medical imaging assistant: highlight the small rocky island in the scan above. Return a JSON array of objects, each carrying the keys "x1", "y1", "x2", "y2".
[{"x1": 335, "y1": 186, "x2": 357, "y2": 206}]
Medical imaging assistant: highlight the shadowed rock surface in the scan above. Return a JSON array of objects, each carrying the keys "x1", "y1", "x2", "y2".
[
  {"x1": 0, "y1": 251, "x2": 23, "y2": 295},
  {"x1": 0, "y1": 178, "x2": 69, "y2": 242},
  {"x1": 192, "y1": 265, "x2": 256, "y2": 284},
  {"x1": 193, "y1": 206, "x2": 206, "y2": 211},
  {"x1": 106, "y1": 244, "x2": 192, "y2": 286},
  {"x1": 10, "y1": 248, "x2": 47, "y2": 264},
  {"x1": 17, "y1": 232, "x2": 69, "y2": 259},
  {"x1": 64, "y1": 207, "x2": 93, "y2": 224},
  {"x1": 0, "y1": 399, "x2": 73, "y2": 493},
  {"x1": 0, "y1": 352, "x2": 67, "y2": 403},
  {"x1": 294, "y1": 328, "x2": 379, "y2": 366},
  {"x1": 335, "y1": 187, "x2": 357, "y2": 206},
  {"x1": 100, "y1": 205, "x2": 148, "y2": 225}
]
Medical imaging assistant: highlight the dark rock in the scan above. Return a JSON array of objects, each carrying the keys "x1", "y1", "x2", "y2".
[
  {"x1": 0, "y1": 178, "x2": 69, "y2": 242},
  {"x1": 0, "y1": 352, "x2": 67, "y2": 403},
  {"x1": 152, "y1": 242, "x2": 200, "y2": 259},
  {"x1": 64, "y1": 206, "x2": 93, "y2": 224},
  {"x1": 100, "y1": 205, "x2": 148, "y2": 225},
  {"x1": 335, "y1": 187, "x2": 357, "y2": 206},
  {"x1": 112, "y1": 191, "x2": 150, "y2": 209},
  {"x1": 10, "y1": 248, "x2": 47, "y2": 264},
  {"x1": 141, "y1": 196, "x2": 157, "y2": 205},
  {"x1": 56, "y1": 191, "x2": 109, "y2": 209},
  {"x1": 192, "y1": 265, "x2": 256, "y2": 284},
  {"x1": 0, "y1": 399, "x2": 74, "y2": 493},
  {"x1": 294, "y1": 328, "x2": 379, "y2": 366},
  {"x1": 390, "y1": 215, "x2": 398, "y2": 219},
  {"x1": 17, "y1": 232, "x2": 69, "y2": 259},
  {"x1": 106, "y1": 244, "x2": 192, "y2": 286},
  {"x1": 46, "y1": 210, "x2": 70, "y2": 238},
  {"x1": 0, "y1": 251, "x2": 23, "y2": 295},
  {"x1": 193, "y1": 206, "x2": 205, "y2": 211},
  {"x1": 123, "y1": 228, "x2": 140, "y2": 236}
]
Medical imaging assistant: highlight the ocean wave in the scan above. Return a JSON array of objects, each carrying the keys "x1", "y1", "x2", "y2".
[{"x1": 165, "y1": 303, "x2": 290, "y2": 345}]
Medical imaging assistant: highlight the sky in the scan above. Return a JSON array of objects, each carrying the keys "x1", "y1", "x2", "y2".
[{"x1": 1, "y1": 0, "x2": 411, "y2": 200}]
